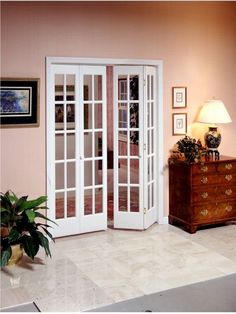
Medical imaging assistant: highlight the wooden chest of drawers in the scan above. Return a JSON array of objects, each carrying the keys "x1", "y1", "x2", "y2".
[{"x1": 169, "y1": 156, "x2": 236, "y2": 233}]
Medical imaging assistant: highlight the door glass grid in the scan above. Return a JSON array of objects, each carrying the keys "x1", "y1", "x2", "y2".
[
  {"x1": 146, "y1": 73, "x2": 155, "y2": 211},
  {"x1": 54, "y1": 74, "x2": 76, "y2": 219},
  {"x1": 83, "y1": 74, "x2": 104, "y2": 216},
  {"x1": 118, "y1": 74, "x2": 140, "y2": 213}
]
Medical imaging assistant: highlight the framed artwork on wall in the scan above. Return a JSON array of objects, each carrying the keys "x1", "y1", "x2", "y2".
[
  {"x1": 172, "y1": 113, "x2": 187, "y2": 135},
  {"x1": 0, "y1": 78, "x2": 40, "y2": 128},
  {"x1": 172, "y1": 86, "x2": 187, "y2": 108}
]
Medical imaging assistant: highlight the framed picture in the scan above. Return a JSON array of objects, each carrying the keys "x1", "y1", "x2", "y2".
[
  {"x1": 172, "y1": 113, "x2": 187, "y2": 135},
  {"x1": 172, "y1": 86, "x2": 187, "y2": 108},
  {"x1": 0, "y1": 78, "x2": 39, "y2": 128}
]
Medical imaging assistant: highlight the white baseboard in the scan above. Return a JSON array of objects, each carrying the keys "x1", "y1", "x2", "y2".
[{"x1": 158, "y1": 216, "x2": 168, "y2": 224}]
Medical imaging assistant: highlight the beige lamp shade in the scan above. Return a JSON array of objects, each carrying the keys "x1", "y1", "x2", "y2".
[{"x1": 197, "y1": 100, "x2": 232, "y2": 124}]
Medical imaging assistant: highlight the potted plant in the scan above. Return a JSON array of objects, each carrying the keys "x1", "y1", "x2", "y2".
[
  {"x1": 0, "y1": 191, "x2": 55, "y2": 267},
  {"x1": 170, "y1": 135, "x2": 207, "y2": 163}
]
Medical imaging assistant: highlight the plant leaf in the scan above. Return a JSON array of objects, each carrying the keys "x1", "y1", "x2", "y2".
[
  {"x1": 41, "y1": 227, "x2": 54, "y2": 241},
  {"x1": 0, "y1": 207, "x2": 10, "y2": 213},
  {"x1": 33, "y1": 206, "x2": 49, "y2": 211},
  {"x1": 36, "y1": 223, "x2": 51, "y2": 228},
  {"x1": 8, "y1": 227, "x2": 20, "y2": 242},
  {"x1": 21, "y1": 235, "x2": 39, "y2": 260},
  {"x1": 34, "y1": 212, "x2": 57, "y2": 225},
  {"x1": 14, "y1": 196, "x2": 28, "y2": 213},
  {"x1": 25, "y1": 209, "x2": 36, "y2": 223},
  {"x1": 0, "y1": 247, "x2": 12, "y2": 267},
  {"x1": 19, "y1": 196, "x2": 47, "y2": 211},
  {"x1": 0, "y1": 194, "x2": 12, "y2": 210},
  {"x1": 36, "y1": 231, "x2": 51, "y2": 257},
  {"x1": 8, "y1": 191, "x2": 19, "y2": 203}
]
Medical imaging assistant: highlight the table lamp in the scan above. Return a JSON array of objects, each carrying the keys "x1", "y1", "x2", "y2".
[{"x1": 197, "y1": 99, "x2": 232, "y2": 159}]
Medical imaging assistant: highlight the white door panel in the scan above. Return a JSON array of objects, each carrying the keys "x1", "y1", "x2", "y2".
[
  {"x1": 144, "y1": 66, "x2": 157, "y2": 229},
  {"x1": 79, "y1": 66, "x2": 107, "y2": 233},
  {"x1": 113, "y1": 66, "x2": 144, "y2": 230},
  {"x1": 113, "y1": 65, "x2": 157, "y2": 230},
  {"x1": 48, "y1": 65, "x2": 107, "y2": 237}
]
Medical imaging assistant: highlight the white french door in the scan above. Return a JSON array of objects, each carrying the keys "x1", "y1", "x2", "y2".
[
  {"x1": 113, "y1": 66, "x2": 157, "y2": 230},
  {"x1": 47, "y1": 65, "x2": 107, "y2": 237}
]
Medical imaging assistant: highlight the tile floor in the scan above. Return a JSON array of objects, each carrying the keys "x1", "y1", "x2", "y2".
[{"x1": 1, "y1": 223, "x2": 236, "y2": 312}]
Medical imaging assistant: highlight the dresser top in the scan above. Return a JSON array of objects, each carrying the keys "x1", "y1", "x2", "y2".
[
  {"x1": 207, "y1": 155, "x2": 236, "y2": 163},
  {"x1": 169, "y1": 155, "x2": 236, "y2": 165}
]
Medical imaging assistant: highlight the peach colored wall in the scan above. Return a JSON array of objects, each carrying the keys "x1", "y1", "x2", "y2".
[{"x1": 1, "y1": 2, "x2": 236, "y2": 216}]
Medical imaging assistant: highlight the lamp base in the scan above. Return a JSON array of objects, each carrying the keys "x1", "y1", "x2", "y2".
[
  {"x1": 205, "y1": 126, "x2": 221, "y2": 149},
  {"x1": 205, "y1": 126, "x2": 221, "y2": 160},
  {"x1": 206, "y1": 149, "x2": 220, "y2": 161}
]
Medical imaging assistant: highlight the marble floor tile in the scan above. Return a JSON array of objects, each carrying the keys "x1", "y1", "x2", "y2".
[
  {"x1": 129, "y1": 274, "x2": 172, "y2": 295},
  {"x1": 1, "y1": 223, "x2": 236, "y2": 311},
  {"x1": 102, "y1": 280, "x2": 144, "y2": 303},
  {"x1": 0, "y1": 287, "x2": 32, "y2": 308}
]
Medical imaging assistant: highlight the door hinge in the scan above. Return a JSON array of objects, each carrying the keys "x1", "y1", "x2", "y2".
[
  {"x1": 143, "y1": 79, "x2": 146, "y2": 87},
  {"x1": 143, "y1": 143, "x2": 146, "y2": 151},
  {"x1": 144, "y1": 208, "x2": 147, "y2": 214}
]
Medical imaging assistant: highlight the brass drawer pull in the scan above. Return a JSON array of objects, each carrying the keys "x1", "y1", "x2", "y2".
[
  {"x1": 201, "y1": 165, "x2": 208, "y2": 172},
  {"x1": 225, "y1": 174, "x2": 232, "y2": 181},
  {"x1": 201, "y1": 192, "x2": 208, "y2": 199},
  {"x1": 225, "y1": 205, "x2": 233, "y2": 212},
  {"x1": 225, "y1": 163, "x2": 233, "y2": 170},
  {"x1": 225, "y1": 189, "x2": 232, "y2": 196},
  {"x1": 200, "y1": 209, "x2": 208, "y2": 216},
  {"x1": 201, "y1": 177, "x2": 208, "y2": 184}
]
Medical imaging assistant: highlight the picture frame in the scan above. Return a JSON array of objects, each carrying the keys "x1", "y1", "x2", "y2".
[
  {"x1": 172, "y1": 86, "x2": 187, "y2": 108},
  {"x1": 172, "y1": 113, "x2": 187, "y2": 135},
  {"x1": 0, "y1": 78, "x2": 40, "y2": 128}
]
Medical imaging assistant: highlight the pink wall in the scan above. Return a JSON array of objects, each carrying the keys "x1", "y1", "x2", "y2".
[{"x1": 1, "y1": 2, "x2": 236, "y2": 216}]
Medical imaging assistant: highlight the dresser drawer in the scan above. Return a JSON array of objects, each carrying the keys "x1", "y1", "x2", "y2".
[
  {"x1": 192, "y1": 186, "x2": 236, "y2": 204},
  {"x1": 193, "y1": 201, "x2": 236, "y2": 223},
  {"x1": 192, "y1": 174, "x2": 218, "y2": 186},
  {"x1": 192, "y1": 173, "x2": 236, "y2": 186},
  {"x1": 192, "y1": 186, "x2": 217, "y2": 203},
  {"x1": 192, "y1": 163, "x2": 216, "y2": 175},
  {"x1": 217, "y1": 161, "x2": 236, "y2": 173},
  {"x1": 216, "y1": 185, "x2": 236, "y2": 200},
  {"x1": 218, "y1": 173, "x2": 236, "y2": 185}
]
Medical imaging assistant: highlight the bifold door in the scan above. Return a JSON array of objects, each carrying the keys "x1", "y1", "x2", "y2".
[
  {"x1": 113, "y1": 66, "x2": 157, "y2": 230},
  {"x1": 47, "y1": 65, "x2": 107, "y2": 237},
  {"x1": 48, "y1": 63, "x2": 157, "y2": 236}
]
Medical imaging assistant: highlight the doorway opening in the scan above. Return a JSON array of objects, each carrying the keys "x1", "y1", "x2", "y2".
[{"x1": 47, "y1": 58, "x2": 164, "y2": 238}]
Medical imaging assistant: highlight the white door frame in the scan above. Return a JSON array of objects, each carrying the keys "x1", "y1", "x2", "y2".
[{"x1": 46, "y1": 57, "x2": 165, "y2": 229}]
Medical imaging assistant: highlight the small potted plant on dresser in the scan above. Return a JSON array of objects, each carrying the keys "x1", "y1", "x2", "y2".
[
  {"x1": 170, "y1": 135, "x2": 207, "y2": 163},
  {"x1": 0, "y1": 191, "x2": 56, "y2": 267}
]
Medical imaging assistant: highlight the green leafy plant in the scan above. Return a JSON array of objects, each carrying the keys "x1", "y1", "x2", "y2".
[{"x1": 0, "y1": 191, "x2": 56, "y2": 267}]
